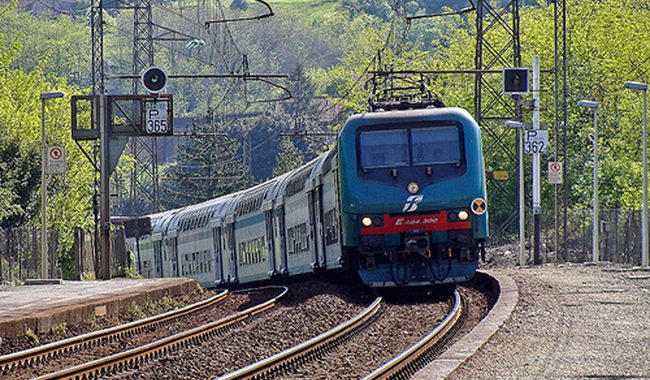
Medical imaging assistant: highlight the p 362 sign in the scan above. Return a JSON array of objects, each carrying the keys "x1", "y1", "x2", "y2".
[
  {"x1": 144, "y1": 101, "x2": 171, "y2": 135},
  {"x1": 524, "y1": 130, "x2": 548, "y2": 154}
]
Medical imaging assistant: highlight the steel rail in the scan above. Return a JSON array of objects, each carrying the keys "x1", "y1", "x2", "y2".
[
  {"x1": 216, "y1": 296, "x2": 383, "y2": 380},
  {"x1": 33, "y1": 286, "x2": 288, "y2": 380},
  {"x1": 361, "y1": 290, "x2": 463, "y2": 380},
  {"x1": 0, "y1": 289, "x2": 229, "y2": 373}
]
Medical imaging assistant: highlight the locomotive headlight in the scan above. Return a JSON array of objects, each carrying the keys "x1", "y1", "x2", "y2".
[
  {"x1": 362, "y1": 217, "x2": 373, "y2": 227},
  {"x1": 458, "y1": 210, "x2": 469, "y2": 221},
  {"x1": 407, "y1": 182, "x2": 419, "y2": 194}
]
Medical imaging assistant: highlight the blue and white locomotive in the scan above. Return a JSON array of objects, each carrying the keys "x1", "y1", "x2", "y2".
[{"x1": 136, "y1": 106, "x2": 488, "y2": 288}]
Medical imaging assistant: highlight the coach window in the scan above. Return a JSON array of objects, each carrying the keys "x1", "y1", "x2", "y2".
[{"x1": 359, "y1": 129, "x2": 409, "y2": 169}]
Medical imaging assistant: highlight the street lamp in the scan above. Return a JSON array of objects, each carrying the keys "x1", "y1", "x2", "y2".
[
  {"x1": 577, "y1": 100, "x2": 599, "y2": 262},
  {"x1": 504, "y1": 120, "x2": 525, "y2": 267},
  {"x1": 40, "y1": 90, "x2": 65, "y2": 279},
  {"x1": 623, "y1": 81, "x2": 649, "y2": 267}
]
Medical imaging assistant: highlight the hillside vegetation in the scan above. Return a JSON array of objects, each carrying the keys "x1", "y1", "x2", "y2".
[{"x1": 1, "y1": 0, "x2": 649, "y2": 276}]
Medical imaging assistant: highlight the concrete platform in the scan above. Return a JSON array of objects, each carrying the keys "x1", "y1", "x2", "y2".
[
  {"x1": 416, "y1": 264, "x2": 650, "y2": 379},
  {"x1": 0, "y1": 278, "x2": 197, "y2": 338},
  {"x1": 413, "y1": 271, "x2": 518, "y2": 380}
]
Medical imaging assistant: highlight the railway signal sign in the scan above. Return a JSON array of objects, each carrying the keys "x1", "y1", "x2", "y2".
[
  {"x1": 144, "y1": 100, "x2": 171, "y2": 135},
  {"x1": 548, "y1": 161, "x2": 563, "y2": 184},
  {"x1": 524, "y1": 130, "x2": 548, "y2": 154},
  {"x1": 46, "y1": 146, "x2": 65, "y2": 174},
  {"x1": 503, "y1": 68, "x2": 529, "y2": 95}
]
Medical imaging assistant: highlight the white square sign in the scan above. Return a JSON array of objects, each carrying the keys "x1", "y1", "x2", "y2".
[
  {"x1": 144, "y1": 101, "x2": 170, "y2": 134},
  {"x1": 548, "y1": 161, "x2": 563, "y2": 184},
  {"x1": 47, "y1": 146, "x2": 65, "y2": 174}
]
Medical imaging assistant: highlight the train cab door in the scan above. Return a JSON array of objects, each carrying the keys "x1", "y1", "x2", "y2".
[
  {"x1": 277, "y1": 205, "x2": 288, "y2": 275},
  {"x1": 153, "y1": 240, "x2": 163, "y2": 277},
  {"x1": 316, "y1": 184, "x2": 327, "y2": 268},
  {"x1": 307, "y1": 189, "x2": 321, "y2": 270},
  {"x1": 264, "y1": 207, "x2": 276, "y2": 276},
  {"x1": 212, "y1": 227, "x2": 224, "y2": 284},
  {"x1": 165, "y1": 236, "x2": 179, "y2": 276},
  {"x1": 226, "y1": 221, "x2": 238, "y2": 284}
]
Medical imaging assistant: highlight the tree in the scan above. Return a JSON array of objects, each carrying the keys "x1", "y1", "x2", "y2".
[
  {"x1": 161, "y1": 125, "x2": 251, "y2": 209},
  {"x1": 273, "y1": 138, "x2": 303, "y2": 176},
  {"x1": 0, "y1": 135, "x2": 39, "y2": 229}
]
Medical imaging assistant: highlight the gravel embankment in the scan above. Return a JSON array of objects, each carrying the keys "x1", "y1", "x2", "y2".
[
  {"x1": 279, "y1": 283, "x2": 491, "y2": 380},
  {"x1": 449, "y1": 264, "x2": 650, "y2": 379},
  {"x1": 0, "y1": 287, "x2": 215, "y2": 356},
  {"x1": 105, "y1": 280, "x2": 374, "y2": 380},
  {"x1": 8, "y1": 290, "x2": 270, "y2": 380}
]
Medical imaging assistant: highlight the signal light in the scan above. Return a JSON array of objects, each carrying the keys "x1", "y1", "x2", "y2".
[
  {"x1": 141, "y1": 67, "x2": 168, "y2": 94},
  {"x1": 503, "y1": 68, "x2": 529, "y2": 95}
]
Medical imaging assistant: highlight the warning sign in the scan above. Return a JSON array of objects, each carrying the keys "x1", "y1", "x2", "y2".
[
  {"x1": 548, "y1": 161, "x2": 562, "y2": 184},
  {"x1": 47, "y1": 146, "x2": 65, "y2": 174},
  {"x1": 471, "y1": 198, "x2": 487, "y2": 215}
]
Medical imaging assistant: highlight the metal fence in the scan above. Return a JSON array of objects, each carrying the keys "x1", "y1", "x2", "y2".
[
  {"x1": 0, "y1": 227, "x2": 58, "y2": 284},
  {"x1": 534, "y1": 208, "x2": 644, "y2": 265},
  {"x1": 72, "y1": 228, "x2": 130, "y2": 280},
  {"x1": 0, "y1": 227, "x2": 130, "y2": 285}
]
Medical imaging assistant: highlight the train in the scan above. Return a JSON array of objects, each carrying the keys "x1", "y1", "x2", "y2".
[{"x1": 135, "y1": 106, "x2": 488, "y2": 288}]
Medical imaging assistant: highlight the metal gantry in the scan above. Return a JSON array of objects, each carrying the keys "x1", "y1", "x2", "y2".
[
  {"x1": 474, "y1": 0, "x2": 522, "y2": 235},
  {"x1": 130, "y1": 0, "x2": 159, "y2": 215}
]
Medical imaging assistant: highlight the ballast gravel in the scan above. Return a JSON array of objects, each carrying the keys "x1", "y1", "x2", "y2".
[
  {"x1": 106, "y1": 280, "x2": 374, "y2": 380},
  {"x1": 449, "y1": 264, "x2": 650, "y2": 380}
]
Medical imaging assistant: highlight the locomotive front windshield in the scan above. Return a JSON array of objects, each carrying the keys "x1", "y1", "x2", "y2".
[{"x1": 359, "y1": 124, "x2": 462, "y2": 169}]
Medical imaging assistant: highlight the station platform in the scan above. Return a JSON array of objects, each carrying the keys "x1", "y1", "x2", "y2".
[
  {"x1": 414, "y1": 264, "x2": 650, "y2": 379},
  {"x1": 0, "y1": 278, "x2": 196, "y2": 338}
]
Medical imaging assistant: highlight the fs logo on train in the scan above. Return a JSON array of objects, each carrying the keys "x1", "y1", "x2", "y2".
[{"x1": 403, "y1": 195, "x2": 424, "y2": 213}]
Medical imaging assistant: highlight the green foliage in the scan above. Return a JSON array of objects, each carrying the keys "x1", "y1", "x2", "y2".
[
  {"x1": 51, "y1": 323, "x2": 68, "y2": 337},
  {"x1": 0, "y1": 2, "x2": 90, "y2": 86},
  {"x1": 126, "y1": 301, "x2": 144, "y2": 321},
  {"x1": 0, "y1": 135, "x2": 40, "y2": 228},
  {"x1": 273, "y1": 137, "x2": 304, "y2": 176},
  {"x1": 25, "y1": 328, "x2": 39, "y2": 344},
  {"x1": 312, "y1": 0, "x2": 650, "y2": 220},
  {"x1": 161, "y1": 126, "x2": 251, "y2": 209},
  {"x1": 0, "y1": 4, "x2": 94, "y2": 278}
]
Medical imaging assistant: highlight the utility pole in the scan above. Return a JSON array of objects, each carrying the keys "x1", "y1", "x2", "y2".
[
  {"x1": 99, "y1": 93, "x2": 112, "y2": 280},
  {"x1": 532, "y1": 56, "x2": 541, "y2": 264}
]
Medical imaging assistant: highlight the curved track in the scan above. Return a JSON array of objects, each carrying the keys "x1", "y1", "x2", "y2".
[
  {"x1": 30, "y1": 286, "x2": 288, "y2": 380},
  {"x1": 217, "y1": 289, "x2": 464, "y2": 380},
  {"x1": 216, "y1": 296, "x2": 383, "y2": 380},
  {"x1": 361, "y1": 290, "x2": 463, "y2": 380},
  {"x1": 0, "y1": 290, "x2": 229, "y2": 374}
]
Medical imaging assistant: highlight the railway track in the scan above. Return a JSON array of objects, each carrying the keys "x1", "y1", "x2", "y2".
[
  {"x1": 32, "y1": 286, "x2": 287, "y2": 380},
  {"x1": 0, "y1": 289, "x2": 229, "y2": 374},
  {"x1": 361, "y1": 290, "x2": 463, "y2": 380},
  {"x1": 216, "y1": 295, "x2": 383, "y2": 380},
  {"x1": 217, "y1": 290, "x2": 462, "y2": 380},
  {"x1": 6, "y1": 286, "x2": 287, "y2": 380}
]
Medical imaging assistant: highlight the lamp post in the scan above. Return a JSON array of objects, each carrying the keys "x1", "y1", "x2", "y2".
[
  {"x1": 505, "y1": 120, "x2": 525, "y2": 267},
  {"x1": 577, "y1": 100, "x2": 600, "y2": 262},
  {"x1": 623, "y1": 81, "x2": 649, "y2": 267},
  {"x1": 40, "y1": 91, "x2": 65, "y2": 279}
]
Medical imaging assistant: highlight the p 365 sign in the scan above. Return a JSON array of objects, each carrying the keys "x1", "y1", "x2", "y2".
[
  {"x1": 524, "y1": 130, "x2": 548, "y2": 154},
  {"x1": 143, "y1": 100, "x2": 173, "y2": 135}
]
